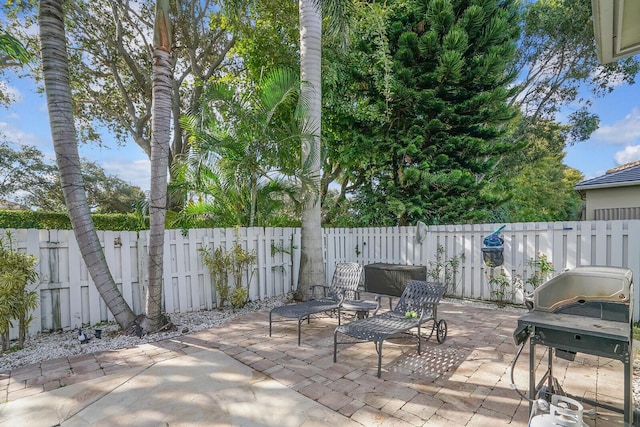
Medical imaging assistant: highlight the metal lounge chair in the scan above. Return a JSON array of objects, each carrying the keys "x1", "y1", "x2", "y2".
[
  {"x1": 333, "y1": 280, "x2": 448, "y2": 378},
  {"x1": 269, "y1": 262, "x2": 364, "y2": 345}
]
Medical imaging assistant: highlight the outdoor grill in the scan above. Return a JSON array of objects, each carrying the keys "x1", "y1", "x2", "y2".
[{"x1": 513, "y1": 266, "x2": 636, "y2": 425}]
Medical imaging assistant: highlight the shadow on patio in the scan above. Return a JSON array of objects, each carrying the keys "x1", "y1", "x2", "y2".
[{"x1": 212, "y1": 298, "x2": 630, "y2": 426}]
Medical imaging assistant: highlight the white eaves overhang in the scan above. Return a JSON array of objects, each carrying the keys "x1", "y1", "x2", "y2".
[{"x1": 592, "y1": 0, "x2": 640, "y2": 63}]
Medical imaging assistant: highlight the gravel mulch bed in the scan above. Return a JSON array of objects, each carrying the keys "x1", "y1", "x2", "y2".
[{"x1": 0, "y1": 295, "x2": 288, "y2": 372}]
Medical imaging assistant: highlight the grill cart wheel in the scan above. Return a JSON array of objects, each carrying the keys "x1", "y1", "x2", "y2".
[{"x1": 436, "y1": 319, "x2": 447, "y2": 343}]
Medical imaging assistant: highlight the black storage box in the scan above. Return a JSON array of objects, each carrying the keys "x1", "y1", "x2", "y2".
[{"x1": 364, "y1": 263, "x2": 427, "y2": 297}]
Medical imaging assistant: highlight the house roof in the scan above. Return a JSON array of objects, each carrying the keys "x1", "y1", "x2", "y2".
[{"x1": 575, "y1": 160, "x2": 640, "y2": 190}]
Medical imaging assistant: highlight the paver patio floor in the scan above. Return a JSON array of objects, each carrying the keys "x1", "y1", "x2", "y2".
[{"x1": 0, "y1": 299, "x2": 634, "y2": 426}]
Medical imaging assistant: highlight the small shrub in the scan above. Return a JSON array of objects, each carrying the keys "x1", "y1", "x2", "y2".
[
  {"x1": 426, "y1": 244, "x2": 464, "y2": 295},
  {"x1": 199, "y1": 234, "x2": 256, "y2": 310},
  {"x1": 525, "y1": 253, "x2": 554, "y2": 291},
  {"x1": 0, "y1": 231, "x2": 39, "y2": 350},
  {"x1": 199, "y1": 246, "x2": 232, "y2": 309},
  {"x1": 487, "y1": 268, "x2": 511, "y2": 307},
  {"x1": 230, "y1": 287, "x2": 249, "y2": 310}
]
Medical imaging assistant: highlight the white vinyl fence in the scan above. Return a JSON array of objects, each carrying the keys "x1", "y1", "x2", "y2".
[{"x1": 3, "y1": 220, "x2": 640, "y2": 338}]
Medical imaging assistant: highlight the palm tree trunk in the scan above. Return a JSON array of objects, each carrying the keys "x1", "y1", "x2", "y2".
[
  {"x1": 142, "y1": 0, "x2": 173, "y2": 332},
  {"x1": 39, "y1": 0, "x2": 136, "y2": 330},
  {"x1": 249, "y1": 174, "x2": 257, "y2": 227},
  {"x1": 298, "y1": 0, "x2": 325, "y2": 300}
]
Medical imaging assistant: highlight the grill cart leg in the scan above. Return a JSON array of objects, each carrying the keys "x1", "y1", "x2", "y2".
[
  {"x1": 547, "y1": 348, "x2": 554, "y2": 399},
  {"x1": 624, "y1": 349, "x2": 632, "y2": 426},
  {"x1": 529, "y1": 338, "x2": 536, "y2": 415}
]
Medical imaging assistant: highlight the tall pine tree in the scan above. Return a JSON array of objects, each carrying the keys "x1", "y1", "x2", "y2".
[{"x1": 341, "y1": 0, "x2": 521, "y2": 225}]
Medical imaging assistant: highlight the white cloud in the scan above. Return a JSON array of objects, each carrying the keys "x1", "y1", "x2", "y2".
[
  {"x1": 102, "y1": 159, "x2": 151, "y2": 192},
  {"x1": 0, "y1": 121, "x2": 47, "y2": 148},
  {"x1": 614, "y1": 145, "x2": 640, "y2": 165},
  {"x1": 592, "y1": 107, "x2": 640, "y2": 145}
]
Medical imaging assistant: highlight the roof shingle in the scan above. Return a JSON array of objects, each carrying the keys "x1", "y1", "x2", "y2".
[{"x1": 575, "y1": 162, "x2": 640, "y2": 190}]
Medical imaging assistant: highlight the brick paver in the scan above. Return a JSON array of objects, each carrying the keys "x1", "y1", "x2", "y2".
[{"x1": 1, "y1": 300, "x2": 633, "y2": 426}]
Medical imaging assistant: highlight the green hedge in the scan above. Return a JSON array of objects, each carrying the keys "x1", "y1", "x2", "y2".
[{"x1": 0, "y1": 210, "x2": 148, "y2": 231}]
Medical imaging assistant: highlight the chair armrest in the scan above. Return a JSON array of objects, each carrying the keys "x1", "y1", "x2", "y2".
[
  {"x1": 309, "y1": 284, "x2": 329, "y2": 299},
  {"x1": 418, "y1": 301, "x2": 436, "y2": 320}
]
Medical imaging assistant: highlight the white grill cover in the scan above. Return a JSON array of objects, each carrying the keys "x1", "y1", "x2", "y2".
[{"x1": 534, "y1": 266, "x2": 632, "y2": 313}]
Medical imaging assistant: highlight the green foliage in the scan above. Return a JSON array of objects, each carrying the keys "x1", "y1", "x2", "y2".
[
  {"x1": 524, "y1": 253, "x2": 554, "y2": 291},
  {"x1": 0, "y1": 142, "x2": 145, "y2": 213},
  {"x1": 506, "y1": 159, "x2": 583, "y2": 222},
  {"x1": 0, "y1": 31, "x2": 30, "y2": 65},
  {"x1": 0, "y1": 28, "x2": 30, "y2": 106},
  {"x1": 425, "y1": 244, "x2": 464, "y2": 295},
  {"x1": 200, "y1": 246, "x2": 231, "y2": 308},
  {"x1": 487, "y1": 268, "x2": 511, "y2": 307},
  {"x1": 486, "y1": 253, "x2": 554, "y2": 307},
  {"x1": 513, "y1": 0, "x2": 639, "y2": 144},
  {"x1": 0, "y1": 210, "x2": 148, "y2": 231},
  {"x1": 486, "y1": 120, "x2": 585, "y2": 223},
  {"x1": 230, "y1": 287, "x2": 249, "y2": 310},
  {"x1": 0, "y1": 142, "x2": 57, "y2": 205},
  {"x1": 230, "y1": 0, "x2": 299, "y2": 84},
  {"x1": 0, "y1": 231, "x2": 39, "y2": 350},
  {"x1": 172, "y1": 68, "x2": 315, "y2": 228},
  {"x1": 199, "y1": 236, "x2": 257, "y2": 310},
  {"x1": 326, "y1": 0, "x2": 521, "y2": 226}
]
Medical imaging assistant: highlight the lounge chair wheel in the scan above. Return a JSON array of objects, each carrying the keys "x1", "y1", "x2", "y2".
[{"x1": 436, "y1": 319, "x2": 447, "y2": 343}]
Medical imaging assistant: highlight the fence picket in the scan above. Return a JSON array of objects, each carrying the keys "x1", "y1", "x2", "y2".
[
  {"x1": 85, "y1": 232, "x2": 102, "y2": 327},
  {"x1": 610, "y1": 221, "x2": 624, "y2": 267},
  {"x1": 595, "y1": 221, "x2": 608, "y2": 265},
  {"x1": 103, "y1": 230, "x2": 117, "y2": 322},
  {"x1": 119, "y1": 232, "x2": 135, "y2": 310}
]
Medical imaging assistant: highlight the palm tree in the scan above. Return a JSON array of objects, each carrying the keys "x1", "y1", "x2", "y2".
[
  {"x1": 38, "y1": 0, "x2": 136, "y2": 330},
  {"x1": 175, "y1": 68, "x2": 316, "y2": 228},
  {"x1": 0, "y1": 31, "x2": 30, "y2": 68},
  {"x1": 142, "y1": 0, "x2": 174, "y2": 332},
  {"x1": 297, "y1": 0, "x2": 352, "y2": 300}
]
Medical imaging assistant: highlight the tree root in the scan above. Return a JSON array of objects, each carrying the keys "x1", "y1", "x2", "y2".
[{"x1": 124, "y1": 313, "x2": 175, "y2": 337}]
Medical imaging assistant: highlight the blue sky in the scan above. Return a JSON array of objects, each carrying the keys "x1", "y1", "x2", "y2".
[
  {"x1": 1, "y1": 69, "x2": 151, "y2": 192},
  {"x1": 563, "y1": 80, "x2": 640, "y2": 180},
  {"x1": 1, "y1": 63, "x2": 640, "y2": 194}
]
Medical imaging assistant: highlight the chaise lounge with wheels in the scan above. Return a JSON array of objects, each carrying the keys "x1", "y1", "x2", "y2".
[
  {"x1": 333, "y1": 280, "x2": 447, "y2": 378},
  {"x1": 269, "y1": 262, "x2": 364, "y2": 345}
]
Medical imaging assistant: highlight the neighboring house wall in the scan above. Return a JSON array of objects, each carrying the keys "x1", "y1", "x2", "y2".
[{"x1": 584, "y1": 186, "x2": 640, "y2": 220}]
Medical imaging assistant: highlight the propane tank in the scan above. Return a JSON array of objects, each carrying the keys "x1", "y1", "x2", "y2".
[{"x1": 529, "y1": 395, "x2": 588, "y2": 427}]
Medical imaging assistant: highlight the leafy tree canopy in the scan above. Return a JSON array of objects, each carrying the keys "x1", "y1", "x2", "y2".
[
  {"x1": 3, "y1": 0, "x2": 243, "y2": 210},
  {"x1": 327, "y1": 0, "x2": 521, "y2": 226},
  {"x1": 486, "y1": 120, "x2": 584, "y2": 223},
  {"x1": 511, "y1": 0, "x2": 639, "y2": 145},
  {"x1": 172, "y1": 68, "x2": 313, "y2": 228},
  {"x1": 0, "y1": 142, "x2": 145, "y2": 213}
]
